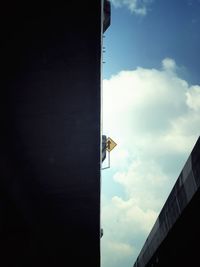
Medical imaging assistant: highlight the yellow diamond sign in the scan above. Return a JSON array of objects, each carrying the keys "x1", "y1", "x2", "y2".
[{"x1": 106, "y1": 137, "x2": 117, "y2": 152}]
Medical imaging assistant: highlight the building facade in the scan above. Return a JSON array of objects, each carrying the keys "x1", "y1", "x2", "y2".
[
  {"x1": 1, "y1": 1, "x2": 110, "y2": 266},
  {"x1": 133, "y1": 136, "x2": 200, "y2": 267}
]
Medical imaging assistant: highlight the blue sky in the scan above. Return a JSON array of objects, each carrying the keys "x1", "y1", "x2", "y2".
[
  {"x1": 103, "y1": 0, "x2": 200, "y2": 84},
  {"x1": 101, "y1": 1, "x2": 200, "y2": 267}
]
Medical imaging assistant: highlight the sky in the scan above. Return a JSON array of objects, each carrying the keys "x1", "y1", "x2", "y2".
[{"x1": 101, "y1": 1, "x2": 200, "y2": 267}]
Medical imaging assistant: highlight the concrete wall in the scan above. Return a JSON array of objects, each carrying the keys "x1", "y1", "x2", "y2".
[
  {"x1": 134, "y1": 136, "x2": 200, "y2": 267},
  {"x1": 1, "y1": 2, "x2": 102, "y2": 266}
]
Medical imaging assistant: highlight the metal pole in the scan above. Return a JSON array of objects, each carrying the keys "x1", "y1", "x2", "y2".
[{"x1": 101, "y1": 151, "x2": 110, "y2": 170}]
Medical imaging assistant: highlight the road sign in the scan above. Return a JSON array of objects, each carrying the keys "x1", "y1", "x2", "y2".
[{"x1": 106, "y1": 137, "x2": 117, "y2": 152}]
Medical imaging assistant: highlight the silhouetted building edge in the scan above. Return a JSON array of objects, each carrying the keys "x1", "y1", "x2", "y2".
[
  {"x1": 103, "y1": 0, "x2": 111, "y2": 32},
  {"x1": 133, "y1": 136, "x2": 200, "y2": 267},
  {"x1": 1, "y1": 2, "x2": 103, "y2": 267}
]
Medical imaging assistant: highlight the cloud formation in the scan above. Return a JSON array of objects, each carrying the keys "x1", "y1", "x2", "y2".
[
  {"x1": 101, "y1": 58, "x2": 200, "y2": 267},
  {"x1": 110, "y1": 0, "x2": 154, "y2": 15}
]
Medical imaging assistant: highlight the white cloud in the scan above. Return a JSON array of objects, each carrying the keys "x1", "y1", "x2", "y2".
[
  {"x1": 101, "y1": 238, "x2": 135, "y2": 267},
  {"x1": 101, "y1": 58, "x2": 200, "y2": 267},
  {"x1": 112, "y1": 196, "x2": 158, "y2": 232},
  {"x1": 101, "y1": 195, "x2": 155, "y2": 267},
  {"x1": 108, "y1": 240, "x2": 133, "y2": 255},
  {"x1": 186, "y1": 85, "x2": 200, "y2": 111},
  {"x1": 103, "y1": 58, "x2": 199, "y2": 159},
  {"x1": 110, "y1": 0, "x2": 154, "y2": 16},
  {"x1": 113, "y1": 159, "x2": 170, "y2": 209},
  {"x1": 162, "y1": 58, "x2": 177, "y2": 71}
]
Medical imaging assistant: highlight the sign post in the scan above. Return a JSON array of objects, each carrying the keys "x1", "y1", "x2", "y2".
[{"x1": 102, "y1": 137, "x2": 117, "y2": 170}]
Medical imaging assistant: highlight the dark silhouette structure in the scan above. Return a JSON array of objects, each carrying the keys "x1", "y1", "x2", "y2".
[
  {"x1": 1, "y1": 1, "x2": 110, "y2": 266},
  {"x1": 133, "y1": 136, "x2": 200, "y2": 267}
]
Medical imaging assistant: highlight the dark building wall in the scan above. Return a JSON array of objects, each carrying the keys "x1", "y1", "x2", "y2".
[
  {"x1": 133, "y1": 136, "x2": 200, "y2": 267},
  {"x1": 1, "y1": 2, "x2": 102, "y2": 266},
  {"x1": 145, "y1": 188, "x2": 200, "y2": 267}
]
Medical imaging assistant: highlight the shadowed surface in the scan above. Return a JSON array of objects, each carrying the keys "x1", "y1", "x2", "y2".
[
  {"x1": 1, "y1": 2, "x2": 101, "y2": 266},
  {"x1": 134, "y1": 137, "x2": 200, "y2": 267}
]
